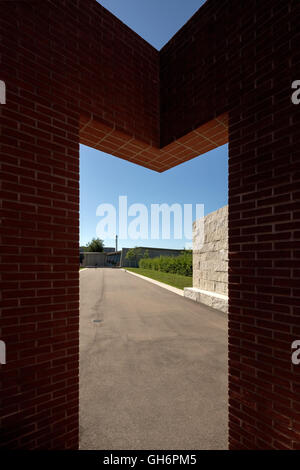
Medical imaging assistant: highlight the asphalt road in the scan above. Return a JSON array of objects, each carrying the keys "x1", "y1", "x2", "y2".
[{"x1": 79, "y1": 268, "x2": 228, "y2": 450}]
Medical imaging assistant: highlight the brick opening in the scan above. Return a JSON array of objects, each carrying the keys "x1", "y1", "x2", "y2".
[{"x1": 1, "y1": 0, "x2": 299, "y2": 450}]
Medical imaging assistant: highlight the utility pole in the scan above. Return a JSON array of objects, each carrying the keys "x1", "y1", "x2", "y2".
[{"x1": 115, "y1": 234, "x2": 118, "y2": 252}]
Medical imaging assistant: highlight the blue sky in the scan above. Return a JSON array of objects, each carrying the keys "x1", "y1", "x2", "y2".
[
  {"x1": 96, "y1": 0, "x2": 206, "y2": 50},
  {"x1": 80, "y1": 0, "x2": 228, "y2": 250}
]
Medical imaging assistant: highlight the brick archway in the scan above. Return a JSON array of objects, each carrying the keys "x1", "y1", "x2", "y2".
[{"x1": 1, "y1": 0, "x2": 299, "y2": 449}]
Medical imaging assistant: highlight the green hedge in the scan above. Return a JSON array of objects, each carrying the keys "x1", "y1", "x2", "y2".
[{"x1": 139, "y1": 252, "x2": 192, "y2": 277}]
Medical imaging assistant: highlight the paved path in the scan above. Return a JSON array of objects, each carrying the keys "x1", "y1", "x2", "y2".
[{"x1": 79, "y1": 268, "x2": 227, "y2": 450}]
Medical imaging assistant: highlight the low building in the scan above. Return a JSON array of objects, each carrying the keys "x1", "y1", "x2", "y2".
[
  {"x1": 103, "y1": 247, "x2": 116, "y2": 253},
  {"x1": 80, "y1": 252, "x2": 107, "y2": 267},
  {"x1": 80, "y1": 246, "x2": 186, "y2": 269}
]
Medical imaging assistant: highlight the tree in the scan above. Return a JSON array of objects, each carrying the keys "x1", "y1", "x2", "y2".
[
  {"x1": 85, "y1": 238, "x2": 104, "y2": 253},
  {"x1": 125, "y1": 247, "x2": 143, "y2": 266}
]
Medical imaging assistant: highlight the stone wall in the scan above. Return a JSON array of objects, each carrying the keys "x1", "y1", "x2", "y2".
[
  {"x1": 185, "y1": 206, "x2": 228, "y2": 312},
  {"x1": 194, "y1": 206, "x2": 228, "y2": 295}
]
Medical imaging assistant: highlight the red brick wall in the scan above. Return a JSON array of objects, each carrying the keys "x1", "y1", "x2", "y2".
[
  {"x1": 227, "y1": 1, "x2": 300, "y2": 450},
  {"x1": 0, "y1": 0, "x2": 159, "y2": 449},
  {"x1": 0, "y1": 0, "x2": 81, "y2": 447},
  {"x1": 160, "y1": 0, "x2": 229, "y2": 147},
  {"x1": 1, "y1": 0, "x2": 299, "y2": 449},
  {"x1": 162, "y1": 0, "x2": 300, "y2": 449}
]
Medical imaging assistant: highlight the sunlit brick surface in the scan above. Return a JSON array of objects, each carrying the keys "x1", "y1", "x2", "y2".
[{"x1": 80, "y1": 113, "x2": 228, "y2": 172}]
